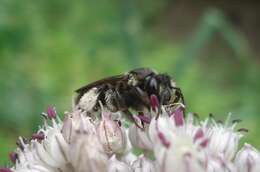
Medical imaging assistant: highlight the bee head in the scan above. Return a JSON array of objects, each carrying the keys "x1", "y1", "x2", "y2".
[{"x1": 155, "y1": 74, "x2": 183, "y2": 106}]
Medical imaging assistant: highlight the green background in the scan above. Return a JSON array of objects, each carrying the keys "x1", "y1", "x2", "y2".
[{"x1": 0, "y1": 0, "x2": 259, "y2": 165}]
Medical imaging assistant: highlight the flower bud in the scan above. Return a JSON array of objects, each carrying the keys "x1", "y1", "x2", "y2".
[
  {"x1": 47, "y1": 106, "x2": 57, "y2": 119},
  {"x1": 131, "y1": 155, "x2": 156, "y2": 172},
  {"x1": 235, "y1": 143, "x2": 260, "y2": 172},
  {"x1": 128, "y1": 124, "x2": 153, "y2": 150},
  {"x1": 97, "y1": 112, "x2": 127, "y2": 155},
  {"x1": 108, "y1": 155, "x2": 132, "y2": 172},
  {"x1": 62, "y1": 110, "x2": 96, "y2": 143},
  {"x1": 69, "y1": 132, "x2": 108, "y2": 172}
]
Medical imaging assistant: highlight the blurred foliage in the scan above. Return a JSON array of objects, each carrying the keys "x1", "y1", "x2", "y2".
[{"x1": 0, "y1": 0, "x2": 259, "y2": 165}]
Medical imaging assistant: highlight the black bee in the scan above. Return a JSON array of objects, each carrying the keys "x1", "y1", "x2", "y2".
[{"x1": 74, "y1": 68, "x2": 184, "y2": 121}]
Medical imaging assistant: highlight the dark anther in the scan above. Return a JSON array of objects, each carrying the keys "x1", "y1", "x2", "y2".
[
  {"x1": 193, "y1": 113, "x2": 200, "y2": 120},
  {"x1": 232, "y1": 119, "x2": 242, "y2": 124},
  {"x1": 47, "y1": 106, "x2": 57, "y2": 119},
  {"x1": 0, "y1": 168, "x2": 13, "y2": 172},
  {"x1": 238, "y1": 128, "x2": 249, "y2": 132},
  {"x1": 158, "y1": 132, "x2": 170, "y2": 148},
  {"x1": 31, "y1": 132, "x2": 45, "y2": 141},
  {"x1": 9, "y1": 152, "x2": 18, "y2": 164},
  {"x1": 217, "y1": 120, "x2": 223, "y2": 124},
  {"x1": 209, "y1": 113, "x2": 214, "y2": 118},
  {"x1": 200, "y1": 138, "x2": 209, "y2": 148},
  {"x1": 150, "y1": 94, "x2": 159, "y2": 110},
  {"x1": 114, "y1": 119, "x2": 122, "y2": 127}
]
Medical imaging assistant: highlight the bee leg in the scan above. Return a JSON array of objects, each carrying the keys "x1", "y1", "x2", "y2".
[
  {"x1": 168, "y1": 87, "x2": 186, "y2": 116},
  {"x1": 172, "y1": 87, "x2": 185, "y2": 105},
  {"x1": 134, "y1": 86, "x2": 150, "y2": 108},
  {"x1": 123, "y1": 109, "x2": 144, "y2": 130}
]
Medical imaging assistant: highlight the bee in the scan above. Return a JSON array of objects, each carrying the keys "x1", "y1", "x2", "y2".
[{"x1": 74, "y1": 68, "x2": 185, "y2": 122}]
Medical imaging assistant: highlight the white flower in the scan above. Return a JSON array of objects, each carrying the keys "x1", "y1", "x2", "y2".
[
  {"x1": 13, "y1": 121, "x2": 70, "y2": 172},
  {"x1": 8, "y1": 107, "x2": 109, "y2": 172},
  {"x1": 153, "y1": 131, "x2": 206, "y2": 172},
  {"x1": 148, "y1": 106, "x2": 207, "y2": 172},
  {"x1": 235, "y1": 143, "x2": 260, "y2": 172},
  {"x1": 205, "y1": 114, "x2": 243, "y2": 161},
  {"x1": 33, "y1": 128, "x2": 69, "y2": 169},
  {"x1": 2, "y1": 96, "x2": 259, "y2": 172}
]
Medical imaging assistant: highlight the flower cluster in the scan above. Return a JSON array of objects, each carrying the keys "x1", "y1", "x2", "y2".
[{"x1": 1, "y1": 97, "x2": 260, "y2": 172}]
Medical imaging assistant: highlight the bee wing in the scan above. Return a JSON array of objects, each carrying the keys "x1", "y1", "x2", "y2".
[
  {"x1": 75, "y1": 74, "x2": 126, "y2": 93},
  {"x1": 74, "y1": 74, "x2": 126, "y2": 104}
]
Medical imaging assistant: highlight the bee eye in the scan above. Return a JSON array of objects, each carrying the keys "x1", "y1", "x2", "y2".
[
  {"x1": 160, "y1": 89, "x2": 171, "y2": 104},
  {"x1": 149, "y1": 78, "x2": 158, "y2": 90}
]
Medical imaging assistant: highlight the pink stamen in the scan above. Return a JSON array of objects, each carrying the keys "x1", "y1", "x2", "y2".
[
  {"x1": 32, "y1": 132, "x2": 45, "y2": 141},
  {"x1": 200, "y1": 138, "x2": 209, "y2": 148},
  {"x1": 193, "y1": 128, "x2": 204, "y2": 142},
  {"x1": 158, "y1": 132, "x2": 170, "y2": 148},
  {"x1": 9, "y1": 152, "x2": 18, "y2": 164},
  {"x1": 0, "y1": 168, "x2": 13, "y2": 172},
  {"x1": 155, "y1": 119, "x2": 170, "y2": 148},
  {"x1": 47, "y1": 106, "x2": 56, "y2": 119},
  {"x1": 138, "y1": 115, "x2": 151, "y2": 124},
  {"x1": 172, "y1": 106, "x2": 184, "y2": 126},
  {"x1": 155, "y1": 118, "x2": 171, "y2": 148},
  {"x1": 150, "y1": 94, "x2": 159, "y2": 110}
]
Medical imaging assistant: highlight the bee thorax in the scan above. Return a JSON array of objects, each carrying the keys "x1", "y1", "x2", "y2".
[{"x1": 127, "y1": 74, "x2": 138, "y2": 86}]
